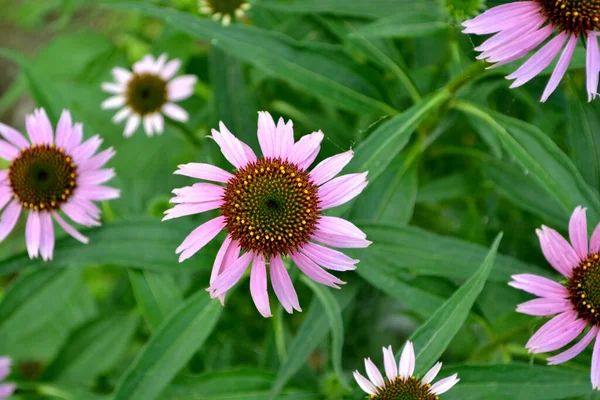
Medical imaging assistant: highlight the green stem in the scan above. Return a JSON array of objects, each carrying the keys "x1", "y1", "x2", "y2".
[
  {"x1": 273, "y1": 305, "x2": 288, "y2": 364},
  {"x1": 446, "y1": 61, "x2": 488, "y2": 94}
]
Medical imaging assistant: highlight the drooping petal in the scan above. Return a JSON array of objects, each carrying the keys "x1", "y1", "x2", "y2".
[
  {"x1": 52, "y1": 211, "x2": 89, "y2": 244},
  {"x1": 250, "y1": 254, "x2": 272, "y2": 318},
  {"x1": 25, "y1": 210, "x2": 41, "y2": 259},
  {"x1": 353, "y1": 371, "x2": 377, "y2": 395},
  {"x1": 0, "y1": 200, "x2": 22, "y2": 242},
  {"x1": 300, "y1": 242, "x2": 358, "y2": 271},
  {"x1": 569, "y1": 206, "x2": 588, "y2": 260},
  {"x1": 541, "y1": 34, "x2": 577, "y2": 102},
  {"x1": 309, "y1": 150, "x2": 353, "y2": 186},
  {"x1": 208, "y1": 251, "x2": 253, "y2": 298},
  {"x1": 77, "y1": 185, "x2": 120, "y2": 201},
  {"x1": 174, "y1": 163, "x2": 234, "y2": 183},
  {"x1": 39, "y1": 211, "x2": 54, "y2": 261},
  {"x1": 529, "y1": 318, "x2": 587, "y2": 353},
  {"x1": 423, "y1": 362, "x2": 442, "y2": 384},
  {"x1": 270, "y1": 255, "x2": 301, "y2": 313},
  {"x1": 365, "y1": 358, "x2": 385, "y2": 388},
  {"x1": 170, "y1": 183, "x2": 225, "y2": 204},
  {"x1": 382, "y1": 346, "x2": 398, "y2": 382},
  {"x1": 587, "y1": 32, "x2": 600, "y2": 102},
  {"x1": 210, "y1": 235, "x2": 241, "y2": 304},
  {"x1": 508, "y1": 274, "x2": 569, "y2": 298},
  {"x1": 592, "y1": 331, "x2": 600, "y2": 390},
  {"x1": 143, "y1": 115, "x2": 155, "y2": 136},
  {"x1": 398, "y1": 341, "x2": 415, "y2": 379},
  {"x1": 79, "y1": 169, "x2": 116, "y2": 186},
  {"x1": 162, "y1": 201, "x2": 222, "y2": 221},
  {"x1": 430, "y1": 374, "x2": 460, "y2": 395},
  {"x1": 124, "y1": 114, "x2": 141, "y2": 138},
  {"x1": 316, "y1": 216, "x2": 366, "y2": 239},
  {"x1": 176, "y1": 216, "x2": 227, "y2": 262},
  {"x1": 548, "y1": 326, "x2": 599, "y2": 365},
  {"x1": 318, "y1": 172, "x2": 368, "y2": 210},
  {"x1": 526, "y1": 311, "x2": 577, "y2": 350},
  {"x1": 162, "y1": 103, "x2": 189, "y2": 122},
  {"x1": 312, "y1": 230, "x2": 371, "y2": 249},
  {"x1": 290, "y1": 251, "x2": 345, "y2": 288},
  {"x1": 516, "y1": 297, "x2": 572, "y2": 316}
]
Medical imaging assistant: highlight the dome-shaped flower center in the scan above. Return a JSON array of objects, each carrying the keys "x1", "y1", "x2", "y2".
[
  {"x1": 371, "y1": 377, "x2": 438, "y2": 400},
  {"x1": 126, "y1": 73, "x2": 167, "y2": 115},
  {"x1": 8, "y1": 144, "x2": 76, "y2": 210},
  {"x1": 222, "y1": 157, "x2": 319, "y2": 258},
  {"x1": 536, "y1": 0, "x2": 600, "y2": 34},
  {"x1": 568, "y1": 253, "x2": 600, "y2": 325},
  {"x1": 205, "y1": 0, "x2": 247, "y2": 15}
]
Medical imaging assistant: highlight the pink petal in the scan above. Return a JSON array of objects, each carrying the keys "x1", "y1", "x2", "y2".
[
  {"x1": 0, "y1": 186, "x2": 11, "y2": 212},
  {"x1": 526, "y1": 311, "x2": 577, "y2": 349},
  {"x1": 26, "y1": 210, "x2": 41, "y2": 259},
  {"x1": 176, "y1": 216, "x2": 226, "y2": 262},
  {"x1": 483, "y1": 25, "x2": 554, "y2": 64},
  {"x1": 423, "y1": 362, "x2": 442, "y2": 384},
  {"x1": 0, "y1": 200, "x2": 22, "y2": 242},
  {"x1": 382, "y1": 346, "x2": 398, "y2": 381},
  {"x1": 587, "y1": 33, "x2": 600, "y2": 102},
  {"x1": 569, "y1": 206, "x2": 589, "y2": 260},
  {"x1": 250, "y1": 254, "x2": 272, "y2": 318},
  {"x1": 77, "y1": 185, "x2": 120, "y2": 201},
  {"x1": 143, "y1": 115, "x2": 155, "y2": 136},
  {"x1": 508, "y1": 274, "x2": 569, "y2": 298},
  {"x1": 399, "y1": 341, "x2": 415, "y2": 378},
  {"x1": 541, "y1": 34, "x2": 578, "y2": 102},
  {"x1": 64, "y1": 122, "x2": 83, "y2": 153},
  {"x1": 112, "y1": 67, "x2": 133, "y2": 84},
  {"x1": 591, "y1": 221, "x2": 600, "y2": 254},
  {"x1": 0, "y1": 357, "x2": 11, "y2": 381},
  {"x1": 0, "y1": 122, "x2": 29, "y2": 149},
  {"x1": 80, "y1": 147, "x2": 116, "y2": 173},
  {"x1": 462, "y1": 3, "x2": 540, "y2": 34},
  {"x1": 537, "y1": 226, "x2": 579, "y2": 278},
  {"x1": 312, "y1": 230, "x2": 371, "y2": 249},
  {"x1": 174, "y1": 163, "x2": 234, "y2": 183},
  {"x1": 257, "y1": 111, "x2": 276, "y2": 158},
  {"x1": 33, "y1": 109, "x2": 53, "y2": 145},
  {"x1": 162, "y1": 103, "x2": 188, "y2": 123},
  {"x1": 316, "y1": 216, "x2": 366, "y2": 239},
  {"x1": 162, "y1": 201, "x2": 222, "y2": 221},
  {"x1": 269, "y1": 254, "x2": 301, "y2": 313},
  {"x1": 55, "y1": 110, "x2": 73, "y2": 150},
  {"x1": 102, "y1": 95, "x2": 126, "y2": 110},
  {"x1": 365, "y1": 358, "x2": 385, "y2": 388},
  {"x1": 548, "y1": 326, "x2": 599, "y2": 365},
  {"x1": 592, "y1": 331, "x2": 600, "y2": 389},
  {"x1": 291, "y1": 251, "x2": 345, "y2": 288},
  {"x1": 39, "y1": 211, "x2": 54, "y2": 261},
  {"x1": 74, "y1": 135, "x2": 103, "y2": 164},
  {"x1": 318, "y1": 172, "x2": 368, "y2": 210},
  {"x1": 508, "y1": 32, "x2": 569, "y2": 88},
  {"x1": 61, "y1": 201, "x2": 100, "y2": 227},
  {"x1": 529, "y1": 319, "x2": 587, "y2": 353},
  {"x1": 474, "y1": 14, "x2": 545, "y2": 53},
  {"x1": 79, "y1": 169, "x2": 115, "y2": 186},
  {"x1": 170, "y1": 183, "x2": 225, "y2": 204},
  {"x1": 133, "y1": 55, "x2": 154, "y2": 74},
  {"x1": 161, "y1": 58, "x2": 182, "y2": 80},
  {"x1": 309, "y1": 150, "x2": 354, "y2": 186},
  {"x1": 0, "y1": 383, "x2": 15, "y2": 398},
  {"x1": 516, "y1": 297, "x2": 572, "y2": 316},
  {"x1": 210, "y1": 122, "x2": 256, "y2": 169},
  {"x1": 0, "y1": 139, "x2": 18, "y2": 161},
  {"x1": 153, "y1": 113, "x2": 164, "y2": 135},
  {"x1": 208, "y1": 251, "x2": 253, "y2": 298},
  {"x1": 288, "y1": 131, "x2": 324, "y2": 170},
  {"x1": 0, "y1": 171, "x2": 6, "y2": 184},
  {"x1": 353, "y1": 371, "x2": 377, "y2": 395},
  {"x1": 153, "y1": 53, "x2": 168, "y2": 74},
  {"x1": 430, "y1": 374, "x2": 460, "y2": 395},
  {"x1": 101, "y1": 82, "x2": 124, "y2": 94},
  {"x1": 210, "y1": 236, "x2": 241, "y2": 305},
  {"x1": 462, "y1": 1, "x2": 539, "y2": 28},
  {"x1": 167, "y1": 75, "x2": 197, "y2": 101},
  {"x1": 52, "y1": 211, "x2": 89, "y2": 244},
  {"x1": 275, "y1": 118, "x2": 294, "y2": 159},
  {"x1": 300, "y1": 242, "x2": 358, "y2": 271}
]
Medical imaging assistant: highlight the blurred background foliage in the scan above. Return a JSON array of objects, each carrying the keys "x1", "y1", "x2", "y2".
[{"x1": 1, "y1": 0, "x2": 600, "y2": 399}]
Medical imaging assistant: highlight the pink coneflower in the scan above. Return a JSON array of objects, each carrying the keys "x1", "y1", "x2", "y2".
[
  {"x1": 510, "y1": 206, "x2": 600, "y2": 390},
  {"x1": 164, "y1": 112, "x2": 370, "y2": 317},
  {"x1": 462, "y1": 1, "x2": 600, "y2": 102},
  {"x1": 0, "y1": 108, "x2": 119, "y2": 260},
  {"x1": 101, "y1": 54, "x2": 197, "y2": 137},
  {"x1": 353, "y1": 341, "x2": 460, "y2": 399},
  {"x1": 0, "y1": 357, "x2": 15, "y2": 399}
]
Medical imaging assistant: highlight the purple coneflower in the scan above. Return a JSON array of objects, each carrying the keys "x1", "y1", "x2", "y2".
[
  {"x1": 164, "y1": 112, "x2": 370, "y2": 317},
  {"x1": 353, "y1": 341, "x2": 460, "y2": 399},
  {"x1": 101, "y1": 54, "x2": 197, "y2": 137},
  {"x1": 0, "y1": 357, "x2": 15, "y2": 399},
  {"x1": 0, "y1": 109, "x2": 119, "y2": 260},
  {"x1": 510, "y1": 206, "x2": 600, "y2": 389},
  {"x1": 462, "y1": 1, "x2": 600, "y2": 102}
]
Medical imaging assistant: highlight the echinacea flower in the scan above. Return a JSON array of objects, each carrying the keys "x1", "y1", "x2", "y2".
[
  {"x1": 0, "y1": 357, "x2": 15, "y2": 399},
  {"x1": 164, "y1": 112, "x2": 370, "y2": 317},
  {"x1": 0, "y1": 108, "x2": 119, "y2": 260},
  {"x1": 101, "y1": 54, "x2": 197, "y2": 137},
  {"x1": 462, "y1": 1, "x2": 600, "y2": 102},
  {"x1": 199, "y1": 0, "x2": 251, "y2": 26},
  {"x1": 510, "y1": 206, "x2": 600, "y2": 390},
  {"x1": 353, "y1": 341, "x2": 460, "y2": 399}
]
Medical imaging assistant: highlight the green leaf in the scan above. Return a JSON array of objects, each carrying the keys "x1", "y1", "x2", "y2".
[
  {"x1": 44, "y1": 313, "x2": 139, "y2": 385},
  {"x1": 300, "y1": 277, "x2": 349, "y2": 390},
  {"x1": 163, "y1": 368, "x2": 318, "y2": 399},
  {"x1": 416, "y1": 173, "x2": 471, "y2": 203},
  {"x1": 256, "y1": 0, "x2": 440, "y2": 18},
  {"x1": 269, "y1": 284, "x2": 359, "y2": 399},
  {"x1": 113, "y1": 290, "x2": 222, "y2": 400},
  {"x1": 129, "y1": 270, "x2": 184, "y2": 331},
  {"x1": 408, "y1": 233, "x2": 502, "y2": 375},
  {"x1": 356, "y1": 224, "x2": 545, "y2": 282},
  {"x1": 104, "y1": 3, "x2": 395, "y2": 115},
  {"x1": 355, "y1": 12, "x2": 448, "y2": 38},
  {"x1": 0, "y1": 219, "x2": 214, "y2": 276},
  {"x1": 454, "y1": 101, "x2": 600, "y2": 222},
  {"x1": 0, "y1": 269, "x2": 81, "y2": 338},
  {"x1": 442, "y1": 363, "x2": 593, "y2": 400}
]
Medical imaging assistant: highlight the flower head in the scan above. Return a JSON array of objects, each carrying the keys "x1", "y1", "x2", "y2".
[
  {"x1": 353, "y1": 342, "x2": 460, "y2": 399},
  {"x1": 462, "y1": 1, "x2": 600, "y2": 102},
  {"x1": 102, "y1": 54, "x2": 197, "y2": 137},
  {"x1": 199, "y1": 0, "x2": 251, "y2": 26},
  {"x1": 0, "y1": 356, "x2": 16, "y2": 399},
  {"x1": 0, "y1": 108, "x2": 119, "y2": 260},
  {"x1": 165, "y1": 111, "x2": 370, "y2": 317},
  {"x1": 510, "y1": 206, "x2": 600, "y2": 390}
]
